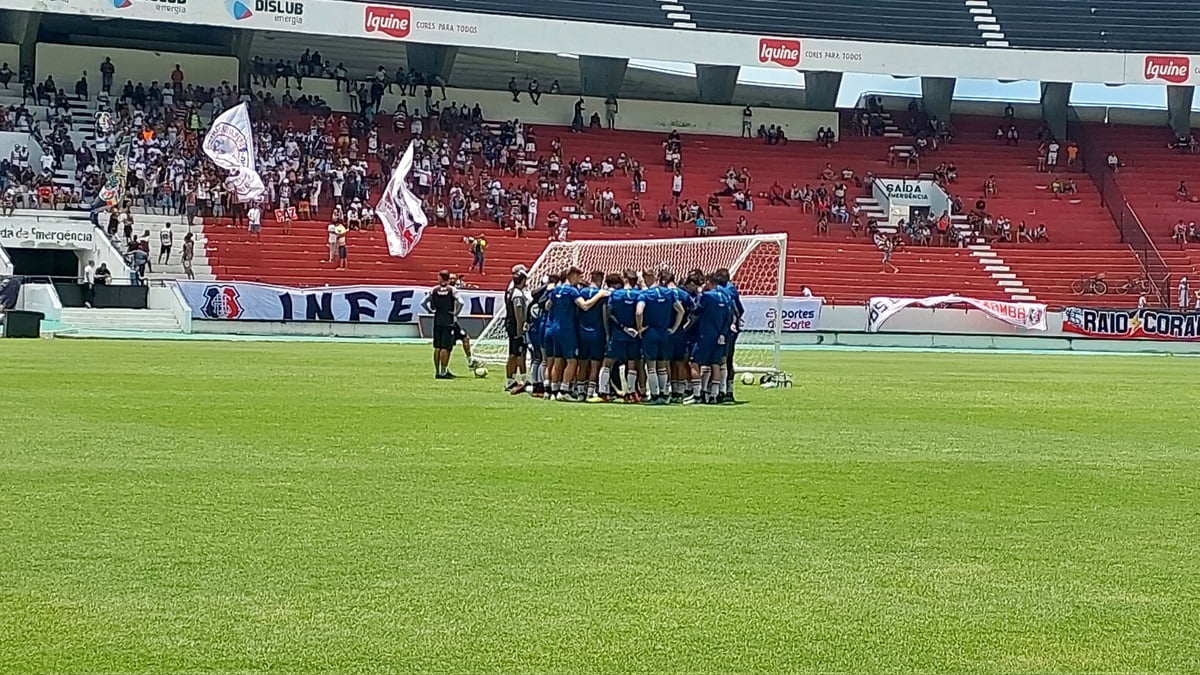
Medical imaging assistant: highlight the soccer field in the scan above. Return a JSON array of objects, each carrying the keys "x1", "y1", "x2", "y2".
[{"x1": 3, "y1": 340, "x2": 1199, "y2": 672}]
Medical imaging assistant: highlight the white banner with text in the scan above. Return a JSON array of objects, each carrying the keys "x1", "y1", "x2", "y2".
[
  {"x1": 178, "y1": 280, "x2": 825, "y2": 331},
  {"x1": 867, "y1": 295, "x2": 1048, "y2": 332},
  {"x1": 0, "y1": 220, "x2": 95, "y2": 250},
  {"x1": 178, "y1": 280, "x2": 501, "y2": 322}
]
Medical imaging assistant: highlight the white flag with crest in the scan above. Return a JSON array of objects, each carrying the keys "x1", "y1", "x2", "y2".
[
  {"x1": 377, "y1": 141, "x2": 429, "y2": 257},
  {"x1": 202, "y1": 103, "x2": 265, "y2": 203}
]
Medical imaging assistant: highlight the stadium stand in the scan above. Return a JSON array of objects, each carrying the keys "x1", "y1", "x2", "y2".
[
  {"x1": 1087, "y1": 123, "x2": 1200, "y2": 280},
  {"x1": 0, "y1": 37, "x2": 1176, "y2": 313},
  {"x1": 988, "y1": 0, "x2": 1200, "y2": 51}
]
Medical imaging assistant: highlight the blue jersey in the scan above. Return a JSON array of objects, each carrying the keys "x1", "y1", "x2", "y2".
[
  {"x1": 608, "y1": 287, "x2": 640, "y2": 336},
  {"x1": 696, "y1": 289, "x2": 731, "y2": 339},
  {"x1": 640, "y1": 286, "x2": 676, "y2": 331},
  {"x1": 528, "y1": 287, "x2": 549, "y2": 332},
  {"x1": 675, "y1": 288, "x2": 697, "y2": 336},
  {"x1": 577, "y1": 285, "x2": 605, "y2": 336},
  {"x1": 720, "y1": 281, "x2": 745, "y2": 320},
  {"x1": 549, "y1": 283, "x2": 581, "y2": 330}
]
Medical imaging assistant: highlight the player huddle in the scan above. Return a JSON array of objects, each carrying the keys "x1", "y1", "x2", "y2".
[{"x1": 502, "y1": 264, "x2": 744, "y2": 404}]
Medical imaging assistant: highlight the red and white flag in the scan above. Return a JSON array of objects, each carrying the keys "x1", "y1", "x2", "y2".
[{"x1": 376, "y1": 141, "x2": 428, "y2": 257}]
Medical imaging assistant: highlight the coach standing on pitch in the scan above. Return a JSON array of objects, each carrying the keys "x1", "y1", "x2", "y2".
[{"x1": 423, "y1": 270, "x2": 463, "y2": 379}]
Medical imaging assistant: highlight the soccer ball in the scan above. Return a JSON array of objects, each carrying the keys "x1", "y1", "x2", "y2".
[
  {"x1": 741, "y1": 372, "x2": 756, "y2": 385},
  {"x1": 473, "y1": 366, "x2": 489, "y2": 378}
]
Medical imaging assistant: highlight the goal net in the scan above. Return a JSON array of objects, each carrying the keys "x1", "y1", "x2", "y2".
[{"x1": 473, "y1": 233, "x2": 788, "y2": 373}]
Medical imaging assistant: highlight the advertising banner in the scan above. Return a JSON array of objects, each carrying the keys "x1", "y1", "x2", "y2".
[
  {"x1": 1063, "y1": 306, "x2": 1200, "y2": 341},
  {"x1": 867, "y1": 295, "x2": 1048, "y2": 332},
  {"x1": 177, "y1": 280, "x2": 500, "y2": 322},
  {"x1": 0, "y1": 221, "x2": 95, "y2": 250},
  {"x1": 741, "y1": 296, "x2": 823, "y2": 332},
  {"x1": 179, "y1": 281, "x2": 824, "y2": 332}
]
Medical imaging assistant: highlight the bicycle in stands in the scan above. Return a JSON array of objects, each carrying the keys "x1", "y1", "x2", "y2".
[{"x1": 1072, "y1": 273, "x2": 1108, "y2": 296}]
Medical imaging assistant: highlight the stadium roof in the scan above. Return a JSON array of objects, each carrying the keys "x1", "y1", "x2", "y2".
[
  {"x1": 387, "y1": 0, "x2": 1200, "y2": 53},
  {"x1": 5, "y1": 0, "x2": 1200, "y2": 85}
]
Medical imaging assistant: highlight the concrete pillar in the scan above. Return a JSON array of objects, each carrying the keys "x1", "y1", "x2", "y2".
[
  {"x1": 920, "y1": 76, "x2": 956, "y2": 123},
  {"x1": 0, "y1": 11, "x2": 41, "y2": 74},
  {"x1": 803, "y1": 71, "x2": 842, "y2": 111},
  {"x1": 1167, "y1": 85, "x2": 1194, "y2": 140},
  {"x1": 230, "y1": 30, "x2": 255, "y2": 90},
  {"x1": 1038, "y1": 82, "x2": 1072, "y2": 141},
  {"x1": 578, "y1": 55, "x2": 627, "y2": 97},
  {"x1": 405, "y1": 44, "x2": 458, "y2": 84},
  {"x1": 695, "y1": 64, "x2": 739, "y2": 104}
]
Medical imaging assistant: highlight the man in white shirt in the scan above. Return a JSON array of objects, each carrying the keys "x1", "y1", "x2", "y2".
[
  {"x1": 158, "y1": 223, "x2": 173, "y2": 264},
  {"x1": 39, "y1": 152, "x2": 55, "y2": 173},
  {"x1": 327, "y1": 221, "x2": 338, "y2": 262},
  {"x1": 82, "y1": 259, "x2": 96, "y2": 308},
  {"x1": 671, "y1": 170, "x2": 683, "y2": 202},
  {"x1": 247, "y1": 203, "x2": 262, "y2": 242}
]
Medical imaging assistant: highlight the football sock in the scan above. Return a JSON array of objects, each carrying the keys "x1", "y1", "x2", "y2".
[
  {"x1": 655, "y1": 369, "x2": 669, "y2": 397},
  {"x1": 691, "y1": 377, "x2": 702, "y2": 398},
  {"x1": 587, "y1": 383, "x2": 597, "y2": 398},
  {"x1": 699, "y1": 366, "x2": 712, "y2": 397},
  {"x1": 598, "y1": 366, "x2": 611, "y2": 394},
  {"x1": 647, "y1": 376, "x2": 659, "y2": 398},
  {"x1": 710, "y1": 366, "x2": 724, "y2": 398}
]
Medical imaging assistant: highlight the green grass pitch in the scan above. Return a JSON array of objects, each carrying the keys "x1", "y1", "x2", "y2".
[{"x1": 2, "y1": 340, "x2": 1199, "y2": 672}]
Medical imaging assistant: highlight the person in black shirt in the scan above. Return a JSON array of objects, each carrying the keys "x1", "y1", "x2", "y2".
[
  {"x1": 505, "y1": 265, "x2": 530, "y2": 393},
  {"x1": 422, "y1": 270, "x2": 463, "y2": 379}
]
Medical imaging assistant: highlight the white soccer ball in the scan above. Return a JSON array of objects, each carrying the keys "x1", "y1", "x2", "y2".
[
  {"x1": 741, "y1": 372, "x2": 756, "y2": 386},
  {"x1": 473, "y1": 366, "x2": 489, "y2": 379}
]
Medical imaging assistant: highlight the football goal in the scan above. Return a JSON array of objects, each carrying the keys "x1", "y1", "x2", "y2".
[{"x1": 473, "y1": 233, "x2": 788, "y2": 373}]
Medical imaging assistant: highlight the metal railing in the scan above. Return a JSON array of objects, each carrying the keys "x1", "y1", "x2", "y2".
[{"x1": 1070, "y1": 113, "x2": 1172, "y2": 307}]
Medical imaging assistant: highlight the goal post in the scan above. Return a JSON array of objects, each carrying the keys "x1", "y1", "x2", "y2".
[{"x1": 473, "y1": 233, "x2": 788, "y2": 373}]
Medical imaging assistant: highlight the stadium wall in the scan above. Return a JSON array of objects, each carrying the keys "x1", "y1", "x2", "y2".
[
  {"x1": 261, "y1": 81, "x2": 839, "y2": 139},
  {"x1": 16, "y1": 281, "x2": 63, "y2": 321},
  {"x1": 870, "y1": 95, "x2": 1170, "y2": 127},
  {"x1": 36, "y1": 44, "x2": 239, "y2": 94},
  {"x1": 0, "y1": 42, "x2": 16, "y2": 72}
]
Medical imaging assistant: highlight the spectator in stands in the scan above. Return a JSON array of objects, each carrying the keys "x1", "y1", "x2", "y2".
[
  {"x1": 1172, "y1": 220, "x2": 1188, "y2": 248},
  {"x1": 768, "y1": 182, "x2": 788, "y2": 206},
  {"x1": 571, "y1": 97, "x2": 585, "y2": 133},
  {"x1": 983, "y1": 174, "x2": 998, "y2": 197},
  {"x1": 100, "y1": 57, "x2": 115, "y2": 95},
  {"x1": 604, "y1": 95, "x2": 619, "y2": 130},
  {"x1": 181, "y1": 233, "x2": 195, "y2": 280},
  {"x1": 1107, "y1": 151, "x2": 1121, "y2": 173},
  {"x1": 1005, "y1": 125, "x2": 1019, "y2": 146},
  {"x1": 468, "y1": 234, "x2": 486, "y2": 273},
  {"x1": 1180, "y1": 277, "x2": 1190, "y2": 309},
  {"x1": 741, "y1": 106, "x2": 752, "y2": 138},
  {"x1": 508, "y1": 77, "x2": 520, "y2": 103},
  {"x1": 127, "y1": 245, "x2": 148, "y2": 285},
  {"x1": 657, "y1": 204, "x2": 671, "y2": 228},
  {"x1": 528, "y1": 78, "x2": 541, "y2": 105},
  {"x1": 670, "y1": 169, "x2": 682, "y2": 203},
  {"x1": 1032, "y1": 224, "x2": 1048, "y2": 242},
  {"x1": 0, "y1": 62, "x2": 11, "y2": 89},
  {"x1": 158, "y1": 223, "x2": 173, "y2": 264},
  {"x1": 1177, "y1": 181, "x2": 1191, "y2": 201},
  {"x1": 73, "y1": 72, "x2": 88, "y2": 101}
]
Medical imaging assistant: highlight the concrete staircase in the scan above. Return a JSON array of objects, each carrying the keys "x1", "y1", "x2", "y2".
[
  {"x1": 60, "y1": 307, "x2": 182, "y2": 334},
  {"x1": 146, "y1": 229, "x2": 216, "y2": 282}
]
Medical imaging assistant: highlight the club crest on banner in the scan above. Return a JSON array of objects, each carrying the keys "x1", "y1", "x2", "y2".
[{"x1": 201, "y1": 285, "x2": 243, "y2": 319}]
